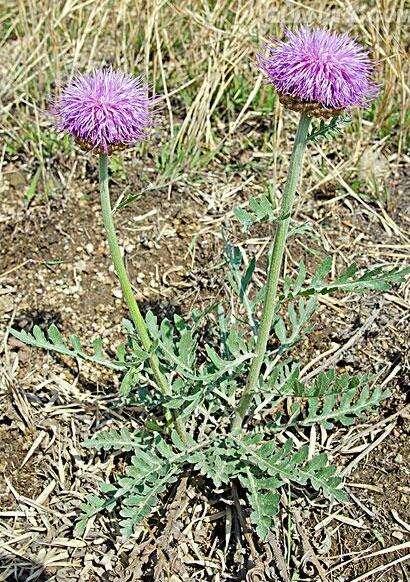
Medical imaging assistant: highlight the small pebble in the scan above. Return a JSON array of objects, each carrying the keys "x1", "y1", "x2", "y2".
[{"x1": 392, "y1": 531, "x2": 404, "y2": 540}]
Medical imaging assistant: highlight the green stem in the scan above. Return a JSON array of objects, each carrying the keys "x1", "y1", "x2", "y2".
[
  {"x1": 98, "y1": 153, "x2": 187, "y2": 442},
  {"x1": 232, "y1": 112, "x2": 311, "y2": 433}
]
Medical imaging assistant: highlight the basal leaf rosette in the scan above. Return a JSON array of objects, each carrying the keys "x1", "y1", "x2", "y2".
[
  {"x1": 258, "y1": 28, "x2": 378, "y2": 118},
  {"x1": 52, "y1": 68, "x2": 153, "y2": 154}
]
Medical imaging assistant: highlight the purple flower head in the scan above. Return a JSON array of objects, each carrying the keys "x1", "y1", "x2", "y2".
[
  {"x1": 52, "y1": 68, "x2": 153, "y2": 153},
  {"x1": 258, "y1": 28, "x2": 378, "y2": 112}
]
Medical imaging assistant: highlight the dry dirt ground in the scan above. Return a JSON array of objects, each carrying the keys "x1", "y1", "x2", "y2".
[{"x1": 0, "y1": 142, "x2": 409, "y2": 581}]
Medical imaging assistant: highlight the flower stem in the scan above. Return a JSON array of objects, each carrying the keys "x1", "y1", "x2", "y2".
[
  {"x1": 98, "y1": 153, "x2": 187, "y2": 442},
  {"x1": 232, "y1": 112, "x2": 311, "y2": 433}
]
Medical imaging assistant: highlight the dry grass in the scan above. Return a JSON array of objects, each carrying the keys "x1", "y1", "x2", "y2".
[
  {"x1": 1, "y1": 0, "x2": 408, "y2": 163},
  {"x1": 0, "y1": 0, "x2": 409, "y2": 580}
]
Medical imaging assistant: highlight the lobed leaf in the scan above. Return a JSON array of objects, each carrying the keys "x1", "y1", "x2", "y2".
[
  {"x1": 283, "y1": 259, "x2": 410, "y2": 300},
  {"x1": 240, "y1": 469, "x2": 280, "y2": 540},
  {"x1": 236, "y1": 437, "x2": 346, "y2": 506},
  {"x1": 308, "y1": 115, "x2": 351, "y2": 142},
  {"x1": 10, "y1": 323, "x2": 126, "y2": 371},
  {"x1": 74, "y1": 493, "x2": 116, "y2": 536},
  {"x1": 234, "y1": 195, "x2": 277, "y2": 232},
  {"x1": 83, "y1": 428, "x2": 145, "y2": 452},
  {"x1": 285, "y1": 370, "x2": 389, "y2": 429}
]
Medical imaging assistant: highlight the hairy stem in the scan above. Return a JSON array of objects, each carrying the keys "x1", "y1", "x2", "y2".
[
  {"x1": 232, "y1": 112, "x2": 311, "y2": 433},
  {"x1": 99, "y1": 154, "x2": 187, "y2": 442}
]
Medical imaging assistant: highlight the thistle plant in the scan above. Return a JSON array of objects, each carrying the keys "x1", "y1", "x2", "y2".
[
  {"x1": 12, "y1": 30, "x2": 409, "y2": 544},
  {"x1": 233, "y1": 27, "x2": 380, "y2": 432}
]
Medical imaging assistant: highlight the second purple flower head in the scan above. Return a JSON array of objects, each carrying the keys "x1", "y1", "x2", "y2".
[
  {"x1": 52, "y1": 68, "x2": 153, "y2": 154},
  {"x1": 258, "y1": 27, "x2": 378, "y2": 116}
]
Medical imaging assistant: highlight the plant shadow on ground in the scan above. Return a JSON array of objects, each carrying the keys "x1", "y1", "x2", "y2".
[
  {"x1": 0, "y1": 554, "x2": 51, "y2": 582},
  {"x1": 117, "y1": 473, "x2": 256, "y2": 581},
  {"x1": 10, "y1": 309, "x2": 64, "y2": 335}
]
